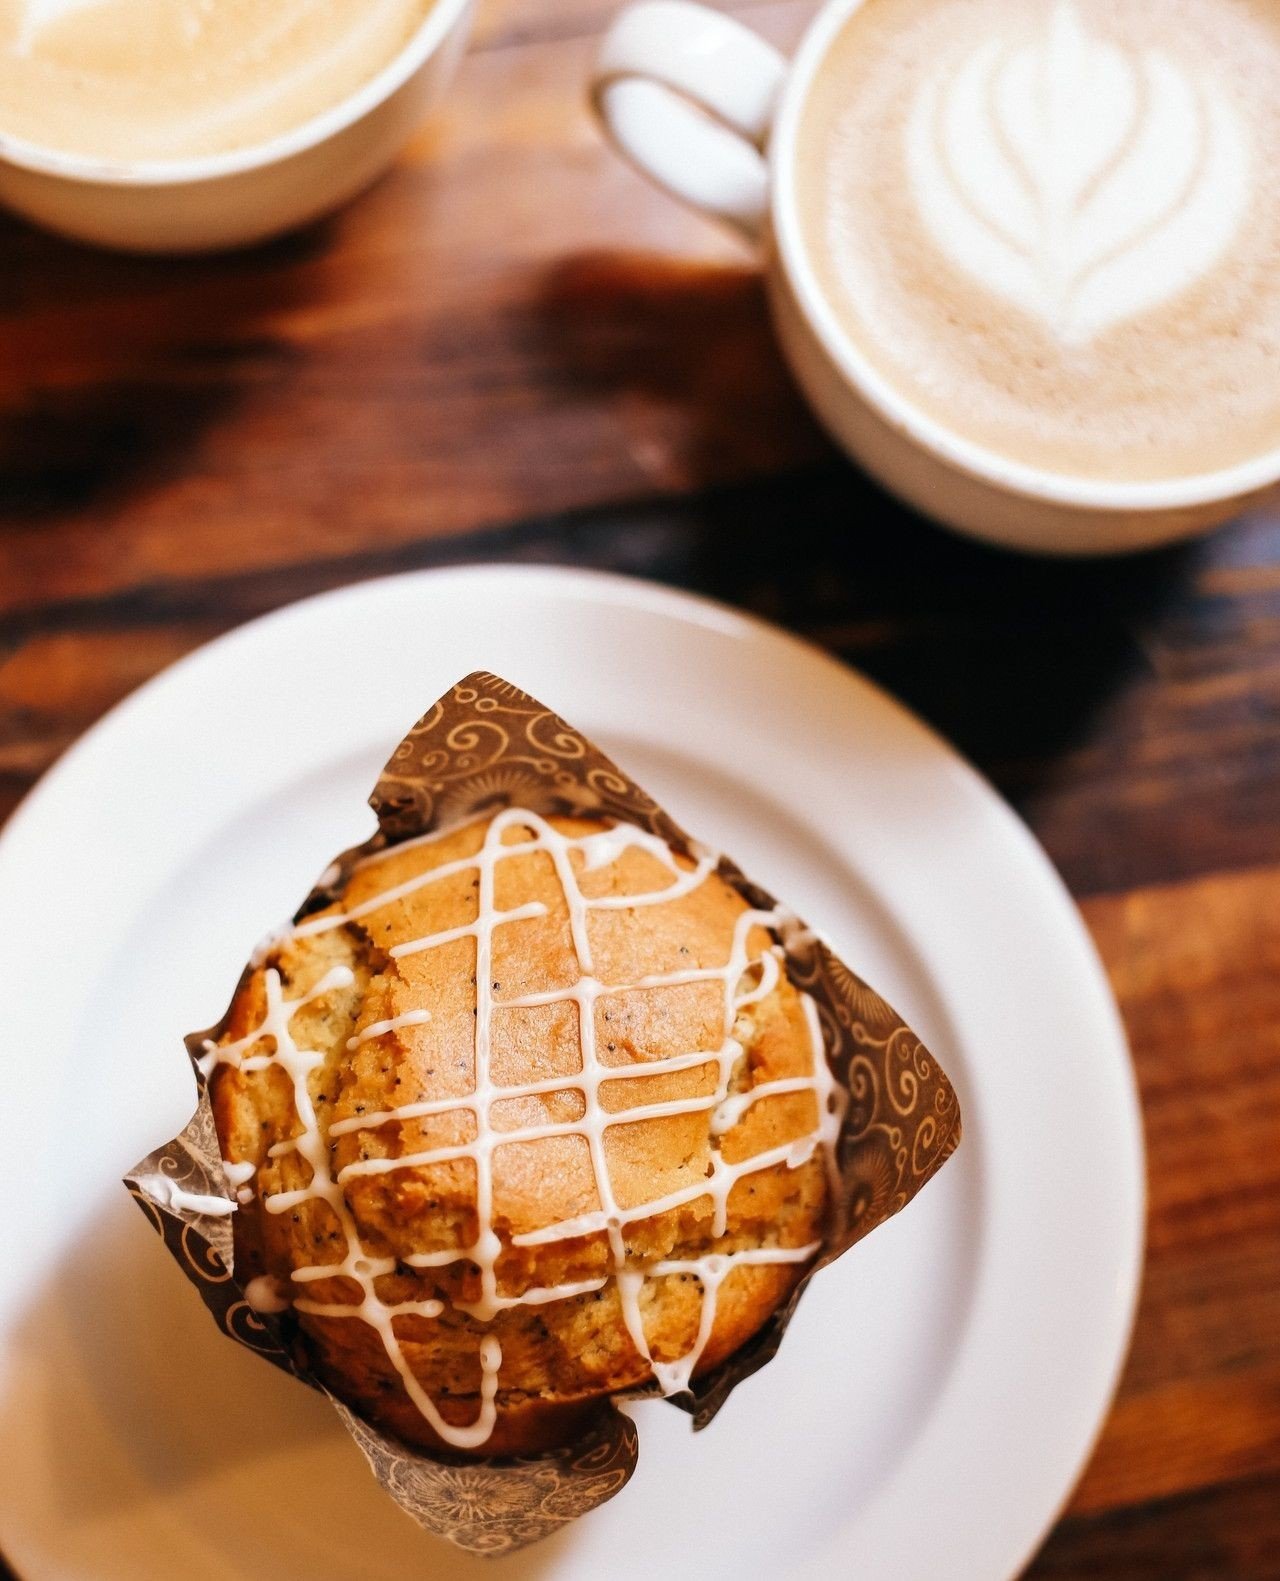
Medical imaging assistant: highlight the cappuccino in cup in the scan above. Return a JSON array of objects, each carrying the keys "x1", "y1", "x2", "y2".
[
  {"x1": 795, "y1": 0, "x2": 1280, "y2": 483},
  {"x1": 0, "y1": 0, "x2": 438, "y2": 161}
]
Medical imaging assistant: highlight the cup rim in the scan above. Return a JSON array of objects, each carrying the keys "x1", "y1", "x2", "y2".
[
  {"x1": 0, "y1": 0, "x2": 472, "y2": 187},
  {"x1": 769, "y1": 0, "x2": 1280, "y2": 514}
]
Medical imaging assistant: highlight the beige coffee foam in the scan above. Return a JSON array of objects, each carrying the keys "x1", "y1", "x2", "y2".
[
  {"x1": 0, "y1": 0, "x2": 436, "y2": 161},
  {"x1": 796, "y1": 0, "x2": 1280, "y2": 484}
]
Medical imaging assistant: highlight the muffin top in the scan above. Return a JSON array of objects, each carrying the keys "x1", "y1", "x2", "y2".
[{"x1": 204, "y1": 809, "x2": 840, "y2": 1455}]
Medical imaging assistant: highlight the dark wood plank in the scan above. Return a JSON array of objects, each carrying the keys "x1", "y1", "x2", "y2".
[
  {"x1": 5, "y1": 476, "x2": 1280, "y2": 898},
  {"x1": 1027, "y1": 1472, "x2": 1280, "y2": 1580},
  {"x1": 1070, "y1": 870, "x2": 1280, "y2": 1517}
]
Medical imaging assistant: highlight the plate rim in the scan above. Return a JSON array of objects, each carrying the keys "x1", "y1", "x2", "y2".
[{"x1": 0, "y1": 564, "x2": 1145, "y2": 1581}]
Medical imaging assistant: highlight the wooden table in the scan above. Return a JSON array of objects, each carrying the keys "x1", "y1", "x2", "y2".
[{"x1": 2, "y1": 2, "x2": 1278, "y2": 1574}]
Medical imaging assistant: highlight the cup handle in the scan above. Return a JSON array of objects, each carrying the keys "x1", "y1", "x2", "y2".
[{"x1": 591, "y1": 0, "x2": 787, "y2": 242}]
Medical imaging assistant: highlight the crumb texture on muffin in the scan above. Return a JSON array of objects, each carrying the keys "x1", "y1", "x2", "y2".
[{"x1": 202, "y1": 811, "x2": 841, "y2": 1455}]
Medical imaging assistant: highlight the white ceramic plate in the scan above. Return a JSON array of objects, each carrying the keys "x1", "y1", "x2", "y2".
[{"x1": 0, "y1": 566, "x2": 1143, "y2": 1581}]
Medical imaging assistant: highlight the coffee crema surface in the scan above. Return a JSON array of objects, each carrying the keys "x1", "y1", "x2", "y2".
[
  {"x1": 796, "y1": 0, "x2": 1280, "y2": 482},
  {"x1": 0, "y1": 0, "x2": 436, "y2": 161}
]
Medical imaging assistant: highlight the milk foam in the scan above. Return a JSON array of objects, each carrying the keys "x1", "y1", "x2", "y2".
[
  {"x1": 797, "y1": 0, "x2": 1280, "y2": 483},
  {"x1": 906, "y1": 2, "x2": 1250, "y2": 343},
  {"x1": 0, "y1": 0, "x2": 436, "y2": 160},
  {"x1": 15, "y1": 0, "x2": 101, "y2": 54}
]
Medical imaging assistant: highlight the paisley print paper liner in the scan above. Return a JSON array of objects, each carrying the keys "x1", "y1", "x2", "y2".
[{"x1": 125, "y1": 670, "x2": 961, "y2": 1556}]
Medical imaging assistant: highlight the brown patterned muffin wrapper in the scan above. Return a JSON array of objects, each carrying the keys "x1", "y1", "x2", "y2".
[{"x1": 126, "y1": 671, "x2": 961, "y2": 1555}]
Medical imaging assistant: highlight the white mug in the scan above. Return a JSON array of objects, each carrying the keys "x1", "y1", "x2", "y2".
[
  {"x1": 0, "y1": 0, "x2": 474, "y2": 254},
  {"x1": 591, "y1": 0, "x2": 1280, "y2": 556}
]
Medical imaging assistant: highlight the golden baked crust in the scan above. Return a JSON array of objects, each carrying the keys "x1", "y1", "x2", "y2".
[{"x1": 208, "y1": 813, "x2": 832, "y2": 1456}]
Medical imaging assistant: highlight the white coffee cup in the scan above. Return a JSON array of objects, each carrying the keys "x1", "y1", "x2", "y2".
[
  {"x1": 0, "y1": 0, "x2": 474, "y2": 254},
  {"x1": 591, "y1": 0, "x2": 1280, "y2": 555}
]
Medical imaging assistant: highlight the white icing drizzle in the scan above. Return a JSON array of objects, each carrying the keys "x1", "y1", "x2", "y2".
[
  {"x1": 250, "y1": 922, "x2": 294, "y2": 968},
  {"x1": 151, "y1": 1176, "x2": 238, "y2": 1217},
  {"x1": 201, "y1": 809, "x2": 844, "y2": 1449},
  {"x1": 244, "y1": 1275, "x2": 292, "y2": 1314},
  {"x1": 346, "y1": 1008, "x2": 433, "y2": 1049}
]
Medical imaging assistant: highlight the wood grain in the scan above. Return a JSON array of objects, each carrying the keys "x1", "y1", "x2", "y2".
[
  {"x1": 1069, "y1": 871, "x2": 1280, "y2": 1518},
  {"x1": 2, "y1": 1, "x2": 1279, "y2": 1575}
]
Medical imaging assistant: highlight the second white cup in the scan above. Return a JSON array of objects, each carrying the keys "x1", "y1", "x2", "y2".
[
  {"x1": 591, "y1": 0, "x2": 1280, "y2": 556},
  {"x1": 0, "y1": 0, "x2": 474, "y2": 253}
]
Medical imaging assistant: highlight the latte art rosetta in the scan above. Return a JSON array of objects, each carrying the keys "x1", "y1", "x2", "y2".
[
  {"x1": 905, "y1": 1, "x2": 1251, "y2": 342},
  {"x1": 797, "y1": 0, "x2": 1280, "y2": 482}
]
